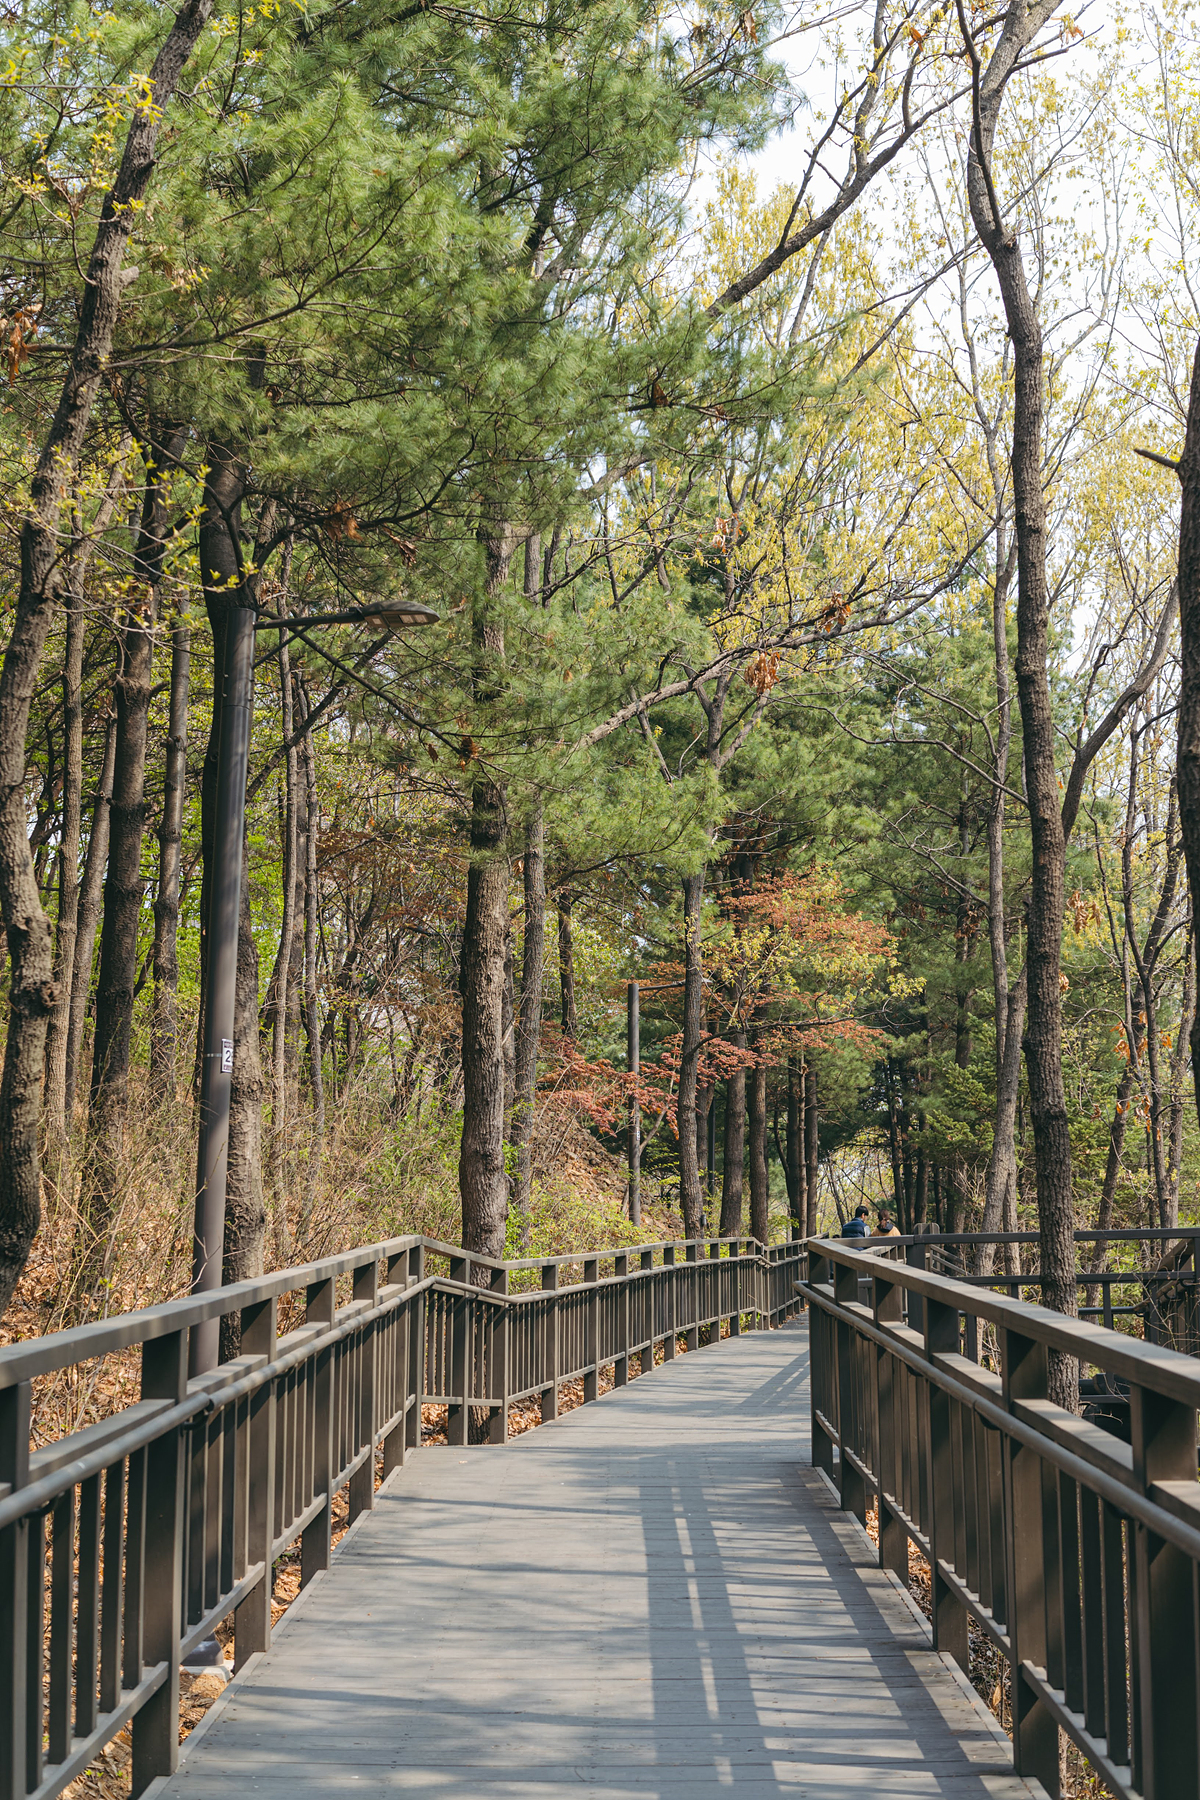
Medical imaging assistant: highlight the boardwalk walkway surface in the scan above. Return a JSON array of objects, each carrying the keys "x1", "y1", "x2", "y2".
[{"x1": 156, "y1": 1322, "x2": 1038, "y2": 1800}]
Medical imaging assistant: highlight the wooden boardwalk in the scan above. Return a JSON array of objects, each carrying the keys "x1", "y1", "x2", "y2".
[{"x1": 154, "y1": 1323, "x2": 1038, "y2": 1800}]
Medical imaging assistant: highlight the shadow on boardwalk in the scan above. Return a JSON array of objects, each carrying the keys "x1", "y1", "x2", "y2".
[{"x1": 152, "y1": 1324, "x2": 1039, "y2": 1800}]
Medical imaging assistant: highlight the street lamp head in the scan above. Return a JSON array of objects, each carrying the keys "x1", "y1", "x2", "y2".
[{"x1": 359, "y1": 598, "x2": 440, "y2": 632}]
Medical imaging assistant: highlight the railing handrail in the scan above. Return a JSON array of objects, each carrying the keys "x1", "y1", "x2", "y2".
[
  {"x1": 809, "y1": 1237, "x2": 1200, "y2": 1403},
  {"x1": 0, "y1": 1231, "x2": 769, "y2": 1389}
]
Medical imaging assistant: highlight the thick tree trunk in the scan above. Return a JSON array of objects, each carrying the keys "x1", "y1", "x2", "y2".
[
  {"x1": 149, "y1": 587, "x2": 191, "y2": 1098},
  {"x1": 0, "y1": 0, "x2": 214, "y2": 1317},
  {"x1": 63, "y1": 714, "x2": 118, "y2": 1123},
  {"x1": 557, "y1": 894, "x2": 577, "y2": 1039},
  {"x1": 677, "y1": 870, "x2": 706, "y2": 1238},
  {"x1": 219, "y1": 821, "x2": 266, "y2": 1360},
  {"x1": 719, "y1": 1033, "x2": 745, "y2": 1236},
  {"x1": 458, "y1": 529, "x2": 514, "y2": 1260},
  {"x1": 966, "y1": 3, "x2": 1077, "y2": 1405},
  {"x1": 749, "y1": 1053, "x2": 769, "y2": 1245},
  {"x1": 510, "y1": 807, "x2": 545, "y2": 1233}
]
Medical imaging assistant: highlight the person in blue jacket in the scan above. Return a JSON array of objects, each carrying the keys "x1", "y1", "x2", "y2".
[{"x1": 841, "y1": 1206, "x2": 871, "y2": 1238}]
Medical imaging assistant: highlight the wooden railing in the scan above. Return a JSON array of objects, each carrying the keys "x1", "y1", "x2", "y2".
[
  {"x1": 0, "y1": 1232, "x2": 803, "y2": 1800},
  {"x1": 801, "y1": 1237, "x2": 1200, "y2": 1800}
]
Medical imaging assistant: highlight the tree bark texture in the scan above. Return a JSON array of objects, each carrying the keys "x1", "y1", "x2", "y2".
[
  {"x1": 43, "y1": 575, "x2": 87, "y2": 1145},
  {"x1": 804, "y1": 1061, "x2": 819, "y2": 1239},
  {"x1": 219, "y1": 819, "x2": 266, "y2": 1360},
  {"x1": 266, "y1": 638, "x2": 298, "y2": 1217},
  {"x1": 749, "y1": 1054, "x2": 768, "y2": 1246},
  {"x1": 149, "y1": 582, "x2": 191, "y2": 1098},
  {"x1": 0, "y1": 0, "x2": 214, "y2": 1317},
  {"x1": 458, "y1": 529, "x2": 514, "y2": 1261},
  {"x1": 298, "y1": 696, "x2": 325, "y2": 1240},
  {"x1": 1174, "y1": 343, "x2": 1200, "y2": 1153},
  {"x1": 964, "y1": 1, "x2": 1078, "y2": 1403},
  {"x1": 510, "y1": 807, "x2": 545, "y2": 1232},
  {"x1": 677, "y1": 871, "x2": 706, "y2": 1239},
  {"x1": 557, "y1": 894, "x2": 577, "y2": 1039},
  {"x1": 719, "y1": 1034, "x2": 745, "y2": 1236},
  {"x1": 785, "y1": 1056, "x2": 804, "y2": 1236},
  {"x1": 89, "y1": 427, "x2": 183, "y2": 1139},
  {"x1": 63, "y1": 714, "x2": 118, "y2": 1124}
]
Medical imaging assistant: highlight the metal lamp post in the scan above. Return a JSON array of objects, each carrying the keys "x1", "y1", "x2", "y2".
[{"x1": 188, "y1": 597, "x2": 439, "y2": 1375}]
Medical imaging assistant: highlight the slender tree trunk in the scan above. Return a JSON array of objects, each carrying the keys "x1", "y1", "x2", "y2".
[
  {"x1": 458, "y1": 529, "x2": 514, "y2": 1260},
  {"x1": 677, "y1": 870, "x2": 706, "y2": 1238},
  {"x1": 804, "y1": 1062, "x2": 819, "y2": 1238},
  {"x1": 510, "y1": 806, "x2": 545, "y2": 1234},
  {"x1": 1175, "y1": 340, "x2": 1200, "y2": 1144},
  {"x1": 785, "y1": 1056, "x2": 804, "y2": 1236},
  {"x1": 219, "y1": 817, "x2": 266, "y2": 1359},
  {"x1": 501, "y1": 926, "x2": 516, "y2": 1119},
  {"x1": 557, "y1": 894, "x2": 578, "y2": 1039},
  {"x1": 43, "y1": 577, "x2": 87, "y2": 1146},
  {"x1": 87, "y1": 429, "x2": 183, "y2": 1168},
  {"x1": 298, "y1": 701, "x2": 325, "y2": 1241},
  {"x1": 966, "y1": 7, "x2": 1077, "y2": 1406},
  {"x1": 267, "y1": 638, "x2": 298, "y2": 1227},
  {"x1": 149, "y1": 585, "x2": 190, "y2": 1099},
  {"x1": 719, "y1": 1033, "x2": 746, "y2": 1236},
  {"x1": 64, "y1": 714, "x2": 118, "y2": 1123},
  {"x1": 749, "y1": 1052, "x2": 769, "y2": 1246},
  {"x1": 627, "y1": 980, "x2": 641, "y2": 1228},
  {"x1": 1167, "y1": 932, "x2": 1195, "y2": 1220}
]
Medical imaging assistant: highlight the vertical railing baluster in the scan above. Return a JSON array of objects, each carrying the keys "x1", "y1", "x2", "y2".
[
  {"x1": 408, "y1": 1243, "x2": 426, "y2": 1453},
  {"x1": 447, "y1": 1254, "x2": 469, "y2": 1447},
  {"x1": 76, "y1": 1471, "x2": 102, "y2": 1740},
  {"x1": 540, "y1": 1262, "x2": 559, "y2": 1421},
  {"x1": 584, "y1": 1258, "x2": 600, "y2": 1400},
  {"x1": 685, "y1": 1241, "x2": 699, "y2": 1352},
  {"x1": 663, "y1": 1244, "x2": 676, "y2": 1360},
  {"x1": 614, "y1": 1253, "x2": 629, "y2": 1386},
  {"x1": 872, "y1": 1270, "x2": 906, "y2": 1579},
  {"x1": 349, "y1": 1260, "x2": 380, "y2": 1517},
  {"x1": 639, "y1": 1250, "x2": 654, "y2": 1371},
  {"x1": 925, "y1": 1296, "x2": 968, "y2": 1674},
  {"x1": 233, "y1": 1299, "x2": 276, "y2": 1673},
  {"x1": 131, "y1": 1328, "x2": 187, "y2": 1796},
  {"x1": 99, "y1": 1458, "x2": 125, "y2": 1717},
  {"x1": 302, "y1": 1277, "x2": 336, "y2": 1588},
  {"x1": 489, "y1": 1265, "x2": 510, "y2": 1443},
  {"x1": 383, "y1": 1250, "x2": 411, "y2": 1475},
  {"x1": 0, "y1": 1379, "x2": 30, "y2": 1800}
]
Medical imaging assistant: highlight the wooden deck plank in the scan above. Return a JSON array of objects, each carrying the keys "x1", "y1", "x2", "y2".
[{"x1": 156, "y1": 1322, "x2": 1042, "y2": 1800}]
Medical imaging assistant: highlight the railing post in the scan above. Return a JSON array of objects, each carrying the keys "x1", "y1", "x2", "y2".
[
  {"x1": 1000, "y1": 1325, "x2": 1059, "y2": 1797},
  {"x1": 0, "y1": 1380, "x2": 30, "y2": 1800},
  {"x1": 639, "y1": 1249, "x2": 654, "y2": 1371},
  {"x1": 406, "y1": 1243, "x2": 425, "y2": 1451},
  {"x1": 541, "y1": 1262, "x2": 559, "y2": 1420},
  {"x1": 489, "y1": 1265, "x2": 510, "y2": 1443},
  {"x1": 349, "y1": 1260, "x2": 380, "y2": 1518},
  {"x1": 613, "y1": 1253, "x2": 629, "y2": 1386},
  {"x1": 872, "y1": 1271, "x2": 907, "y2": 1581},
  {"x1": 447, "y1": 1254, "x2": 470, "y2": 1446},
  {"x1": 808, "y1": 1246, "x2": 835, "y2": 1479},
  {"x1": 925, "y1": 1297, "x2": 968, "y2": 1676},
  {"x1": 584, "y1": 1258, "x2": 600, "y2": 1400},
  {"x1": 301, "y1": 1278, "x2": 336, "y2": 1587},
  {"x1": 833, "y1": 1257, "x2": 866, "y2": 1523},
  {"x1": 685, "y1": 1241, "x2": 699, "y2": 1352},
  {"x1": 1130, "y1": 1381, "x2": 1199, "y2": 1800},
  {"x1": 663, "y1": 1244, "x2": 677, "y2": 1358},
  {"x1": 383, "y1": 1249, "x2": 411, "y2": 1478},
  {"x1": 905, "y1": 1237, "x2": 927, "y2": 1338},
  {"x1": 131, "y1": 1329, "x2": 187, "y2": 1795},
  {"x1": 233, "y1": 1299, "x2": 276, "y2": 1673}
]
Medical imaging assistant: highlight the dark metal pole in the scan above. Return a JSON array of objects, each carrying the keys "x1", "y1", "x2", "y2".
[
  {"x1": 189, "y1": 601, "x2": 256, "y2": 1375},
  {"x1": 627, "y1": 981, "x2": 640, "y2": 1228}
]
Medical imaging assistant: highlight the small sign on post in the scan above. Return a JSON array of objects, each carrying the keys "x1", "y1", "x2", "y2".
[{"x1": 221, "y1": 1039, "x2": 234, "y2": 1075}]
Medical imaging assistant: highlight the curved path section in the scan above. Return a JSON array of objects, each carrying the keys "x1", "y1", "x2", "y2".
[{"x1": 155, "y1": 1323, "x2": 1038, "y2": 1800}]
